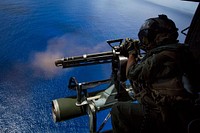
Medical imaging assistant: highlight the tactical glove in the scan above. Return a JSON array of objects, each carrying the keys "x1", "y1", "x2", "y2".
[{"x1": 121, "y1": 38, "x2": 140, "y2": 57}]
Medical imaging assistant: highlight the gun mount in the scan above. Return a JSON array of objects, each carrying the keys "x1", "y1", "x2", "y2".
[{"x1": 52, "y1": 39, "x2": 137, "y2": 133}]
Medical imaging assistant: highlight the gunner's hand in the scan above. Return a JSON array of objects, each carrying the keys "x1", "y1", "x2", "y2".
[{"x1": 121, "y1": 38, "x2": 139, "y2": 57}]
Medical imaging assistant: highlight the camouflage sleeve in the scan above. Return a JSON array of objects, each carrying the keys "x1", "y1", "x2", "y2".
[
  {"x1": 127, "y1": 54, "x2": 155, "y2": 81},
  {"x1": 127, "y1": 50, "x2": 177, "y2": 82}
]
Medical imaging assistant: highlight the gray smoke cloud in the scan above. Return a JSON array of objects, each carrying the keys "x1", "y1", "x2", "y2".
[{"x1": 30, "y1": 34, "x2": 111, "y2": 78}]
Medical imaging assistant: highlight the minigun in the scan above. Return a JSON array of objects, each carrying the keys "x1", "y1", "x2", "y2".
[
  {"x1": 55, "y1": 38, "x2": 124, "y2": 68},
  {"x1": 52, "y1": 39, "x2": 139, "y2": 133}
]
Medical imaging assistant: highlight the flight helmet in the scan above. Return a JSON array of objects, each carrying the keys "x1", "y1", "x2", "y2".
[{"x1": 138, "y1": 14, "x2": 179, "y2": 51}]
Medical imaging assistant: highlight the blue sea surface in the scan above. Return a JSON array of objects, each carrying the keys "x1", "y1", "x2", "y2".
[{"x1": 0, "y1": 0, "x2": 197, "y2": 132}]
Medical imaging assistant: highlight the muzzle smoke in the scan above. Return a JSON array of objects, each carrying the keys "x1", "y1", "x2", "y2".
[{"x1": 30, "y1": 34, "x2": 110, "y2": 78}]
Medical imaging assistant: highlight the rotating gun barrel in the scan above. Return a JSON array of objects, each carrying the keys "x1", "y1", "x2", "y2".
[{"x1": 55, "y1": 51, "x2": 114, "y2": 68}]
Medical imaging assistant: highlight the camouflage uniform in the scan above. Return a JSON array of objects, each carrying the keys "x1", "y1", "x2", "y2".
[{"x1": 111, "y1": 43, "x2": 200, "y2": 133}]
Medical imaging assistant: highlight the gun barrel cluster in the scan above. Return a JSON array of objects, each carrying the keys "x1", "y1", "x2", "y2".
[{"x1": 55, "y1": 51, "x2": 114, "y2": 68}]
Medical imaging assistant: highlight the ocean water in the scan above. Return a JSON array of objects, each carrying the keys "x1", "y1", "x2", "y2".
[{"x1": 0, "y1": 0, "x2": 198, "y2": 132}]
